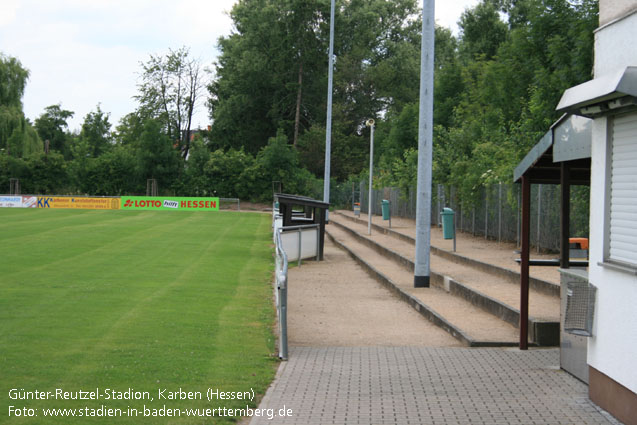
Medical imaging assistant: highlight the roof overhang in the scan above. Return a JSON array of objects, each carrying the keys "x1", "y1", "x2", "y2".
[
  {"x1": 275, "y1": 193, "x2": 329, "y2": 209},
  {"x1": 556, "y1": 66, "x2": 637, "y2": 117},
  {"x1": 513, "y1": 114, "x2": 591, "y2": 185}
]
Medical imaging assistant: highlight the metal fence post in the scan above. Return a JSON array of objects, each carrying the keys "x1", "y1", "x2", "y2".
[
  {"x1": 279, "y1": 272, "x2": 288, "y2": 360},
  {"x1": 298, "y1": 229, "x2": 302, "y2": 266},
  {"x1": 485, "y1": 189, "x2": 489, "y2": 240},
  {"x1": 537, "y1": 184, "x2": 542, "y2": 253},
  {"x1": 498, "y1": 182, "x2": 502, "y2": 243},
  {"x1": 437, "y1": 185, "x2": 441, "y2": 226},
  {"x1": 274, "y1": 229, "x2": 288, "y2": 360}
]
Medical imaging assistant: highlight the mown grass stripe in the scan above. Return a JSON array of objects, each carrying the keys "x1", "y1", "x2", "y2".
[{"x1": 0, "y1": 209, "x2": 276, "y2": 425}]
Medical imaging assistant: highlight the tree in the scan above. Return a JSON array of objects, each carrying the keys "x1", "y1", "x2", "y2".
[
  {"x1": 83, "y1": 146, "x2": 139, "y2": 195},
  {"x1": 209, "y1": 0, "x2": 330, "y2": 153},
  {"x1": 113, "y1": 112, "x2": 145, "y2": 146},
  {"x1": 135, "y1": 47, "x2": 206, "y2": 158},
  {"x1": 204, "y1": 147, "x2": 255, "y2": 198},
  {"x1": 1, "y1": 53, "x2": 41, "y2": 157},
  {"x1": 209, "y1": 0, "x2": 423, "y2": 157},
  {"x1": 34, "y1": 104, "x2": 74, "y2": 158},
  {"x1": 238, "y1": 129, "x2": 317, "y2": 201},
  {"x1": 458, "y1": 1, "x2": 508, "y2": 61},
  {"x1": 79, "y1": 104, "x2": 112, "y2": 157},
  {"x1": 0, "y1": 53, "x2": 28, "y2": 108},
  {"x1": 22, "y1": 152, "x2": 69, "y2": 195},
  {"x1": 135, "y1": 119, "x2": 182, "y2": 192}
]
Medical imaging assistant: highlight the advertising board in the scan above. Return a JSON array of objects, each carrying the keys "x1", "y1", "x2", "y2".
[
  {"x1": 0, "y1": 196, "x2": 22, "y2": 208},
  {"x1": 22, "y1": 196, "x2": 38, "y2": 208},
  {"x1": 37, "y1": 197, "x2": 120, "y2": 210},
  {"x1": 120, "y1": 197, "x2": 219, "y2": 211}
]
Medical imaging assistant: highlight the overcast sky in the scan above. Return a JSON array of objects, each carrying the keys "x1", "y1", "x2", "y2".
[{"x1": 1, "y1": 0, "x2": 480, "y2": 132}]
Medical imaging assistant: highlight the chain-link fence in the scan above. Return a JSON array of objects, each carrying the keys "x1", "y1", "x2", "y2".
[{"x1": 357, "y1": 182, "x2": 588, "y2": 253}]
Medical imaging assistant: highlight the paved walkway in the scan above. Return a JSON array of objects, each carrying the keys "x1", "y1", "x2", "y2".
[
  {"x1": 251, "y1": 347, "x2": 618, "y2": 425},
  {"x1": 250, "y1": 212, "x2": 620, "y2": 424}
]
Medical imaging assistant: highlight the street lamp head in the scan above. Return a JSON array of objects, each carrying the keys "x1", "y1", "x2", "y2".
[{"x1": 365, "y1": 119, "x2": 375, "y2": 127}]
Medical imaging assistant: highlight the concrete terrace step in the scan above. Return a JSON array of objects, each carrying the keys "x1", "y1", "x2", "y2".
[
  {"x1": 325, "y1": 224, "x2": 521, "y2": 347},
  {"x1": 327, "y1": 216, "x2": 560, "y2": 346},
  {"x1": 333, "y1": 210, "x2": 560, "y2": 297}
]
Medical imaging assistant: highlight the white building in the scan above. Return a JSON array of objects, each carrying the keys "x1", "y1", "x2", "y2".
[{"x1": 557, "y1": 1, "x2": 637, "y2": 423}]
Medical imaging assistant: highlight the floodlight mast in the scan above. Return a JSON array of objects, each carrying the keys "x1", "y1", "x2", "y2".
[
  {"x1": 414, "y1": 0, "x2": 434, "y2": 288},
  {"x1": 323, "y1": 0, "x2": 336, "y2": 213},
  {"x1": 366, "y1": 119, "x2": 375, "y2": 235}
]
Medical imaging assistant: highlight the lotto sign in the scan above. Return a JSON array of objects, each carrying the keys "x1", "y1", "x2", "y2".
[
  {"x1": 37, "y1": 197, "x2": 120, "y2": 210},
  {"x1": 121, "y1": 197, "x2": 219, "y2": 211}
]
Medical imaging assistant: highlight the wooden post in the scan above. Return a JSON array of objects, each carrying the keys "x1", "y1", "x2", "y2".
[{"x1": 520, "y1": 175, "x2": 531, "y2": 350}]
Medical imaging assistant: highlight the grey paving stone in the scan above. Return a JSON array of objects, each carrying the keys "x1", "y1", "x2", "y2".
[{"x1": 250, "y1": 347, "x2": 621, "y2": 425}]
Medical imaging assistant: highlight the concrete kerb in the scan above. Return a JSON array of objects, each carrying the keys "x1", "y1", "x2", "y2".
[
  {"x1": 326, "y1": 231, "x2": 521, "y2": 348},
  {"x1": 334, "y1": 211, "x2": 560, "y2": 297},
  {"x1": 329, "y1": 220, "x2": 558, "y2": 346}
]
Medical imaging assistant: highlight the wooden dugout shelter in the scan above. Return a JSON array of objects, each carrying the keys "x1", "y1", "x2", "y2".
[{"x1": 513, "y1": 114, "x2": 592, "y2": 349}]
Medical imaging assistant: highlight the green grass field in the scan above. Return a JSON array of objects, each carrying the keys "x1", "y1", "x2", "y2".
[{"x1": 0, "y1": 208, "x2": 277, "y2": 424}]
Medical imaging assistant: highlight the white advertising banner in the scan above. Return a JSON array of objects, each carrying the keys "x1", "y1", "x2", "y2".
[{"x1": 0, "y1": 196, "x2": 23, "y2": 208}]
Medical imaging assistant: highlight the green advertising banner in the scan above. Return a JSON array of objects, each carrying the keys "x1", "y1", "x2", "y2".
[{"x1": 121, "y1": 196, "x2": 220, "y2": 211}]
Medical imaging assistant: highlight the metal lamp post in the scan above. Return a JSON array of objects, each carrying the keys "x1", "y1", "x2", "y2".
[
  {"x1": 414, "y1": 0, "x2": 434, "y2": 288},
  {"x1": 323, "y1": 0, "x2": 336, "y2": 214},
  {"x1": 366, "y1": 119, "x2": 375, "y2": 235}
]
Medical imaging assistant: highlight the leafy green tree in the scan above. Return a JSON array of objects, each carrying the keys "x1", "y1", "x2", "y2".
[
  {"x1": 209, "y1": 0, "x2": 423, "y2": 159},
  {"x1": 79, "y1": 104, "x2": 112, "y2": 157},
  {"x1": 113, "y1": 112, "x2": 145, "y2": 146},
  {"x1": 5, "y1": 120, "x2": 42, "y2": 158},
  {"x1": 21, "y1": 152, "x2": 69, "y2": 194},
  {"x1": 179, "y1": 137, "x2": 211, "y2": 196},
  {"x1": 0, "y1": 152, "x2": 27, "y2": 189},
  {"x1": 135, "y1": 119, "x2": 182, "y2": 193},
  {"x1": 458, "y1": 1, "x2": 508, "y2": 61},
  {"x1": 135, "y1": 47, "x2": 206, "y2": 158},
  {"x1": 34, "y1": 104, "x2": 74, "y2": 158},
  {"x1": 204, "y1": 148, "x2": 255, "y2": 198},
  {"x1": 0, "y1": 53, "x2": 29, "y2": 108},
  {"x1": 1, "y1": 53, "x2": 42, "y2": 157},
  {"x1": 82, "y1": 146, "x2": 139, "y2": 195},
  {"x1": 297, "y1": 120, "x2": 367, "y2": 181},
  {"x1": 210, "y1": 0, "x2": 330, "y2": 153},
  {"x1": 238, "y1": 129, "x2": 318, "y2": 201}
]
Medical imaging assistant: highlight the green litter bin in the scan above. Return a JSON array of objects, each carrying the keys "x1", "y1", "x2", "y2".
[
  {"x1": 441, "y1": 207, "x2": 455, "y2": 240},
  {"x1": 381, "y1": 199, "x2": 390, "y2": 220}
]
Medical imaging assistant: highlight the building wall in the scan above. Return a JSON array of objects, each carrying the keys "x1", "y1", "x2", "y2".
[
  {"x1": 594, "y1": 10, "x2": 637, "y2": 77},
  {"x1": 588, "y1": 117, "x2": 637, "y2": 395},
  {"x1": 588, "y1": 4, "x2": 637, "y2": 398},
  {"x1": 599, "y1": 0, "x2": 637, "y2": 27}
]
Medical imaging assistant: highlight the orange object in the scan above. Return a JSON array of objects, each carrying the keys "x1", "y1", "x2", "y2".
[{"x1": 569, "y1": 237, "x2": 589, "y2": 250}]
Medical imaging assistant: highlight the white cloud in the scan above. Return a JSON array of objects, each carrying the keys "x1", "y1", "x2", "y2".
[
  {"x1": 435, "y1": 0, "x2": 481, "y2": 35},
  {"x1": 0, "y1": 0, "x2": 20, "y2": 27},
  {"x1": 1, "y1": 0, "x2": 235, "y2": 131}
]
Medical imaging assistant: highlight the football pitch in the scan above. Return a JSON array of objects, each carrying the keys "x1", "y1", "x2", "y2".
[{"x1": 0, "y1": 208, "x2": 277, "y2": 424}]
